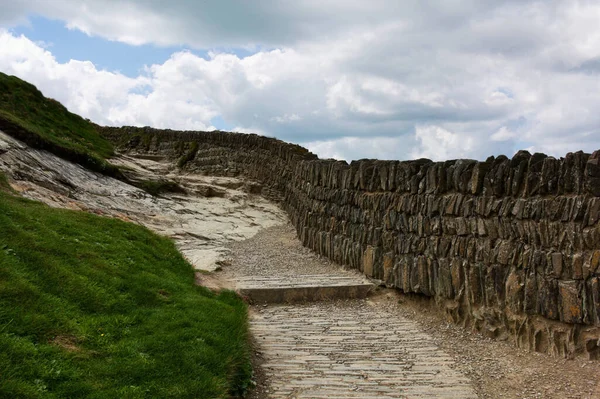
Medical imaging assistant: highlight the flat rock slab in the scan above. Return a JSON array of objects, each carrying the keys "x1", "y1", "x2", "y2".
[
  {"x1": 236, "y1": 274, "x2": 373, "y2": 303},
  {"x1": 0, "y1": 131, "x2": 286, "y2": 272},
  {"x1": 252, "y1": 300, "x2": 477, "y2": 399}
]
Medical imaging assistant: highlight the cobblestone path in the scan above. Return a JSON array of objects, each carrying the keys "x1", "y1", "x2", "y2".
[
  {"x1": 225, "y1": 225, "x2": 478, "y2": 398},
  {"x1": 252, "y1": 301, "x2": 477, "y2": 398}
]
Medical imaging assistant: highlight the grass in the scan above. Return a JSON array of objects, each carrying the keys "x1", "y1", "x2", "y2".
[
  {"x1": 177, "y1": 142, "x2": 199, "y2": 169},
  {"x1": 0, "y1": 72, "x2": 120, "y2": 177},
  {"x1": 0, "y1": 73, "x2": 183, "y2": 197},
  {"x1": 0, "y1": 174, "x2": 252, "y2": 398},
  {"x1": 0, "y1": 172, "x2": 12, "y2": 192},
  {"x1": 132, "y1": 180, "x2": 187, "y2": 197}
]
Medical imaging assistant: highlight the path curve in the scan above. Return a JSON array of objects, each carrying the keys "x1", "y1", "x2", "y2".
[{"x1": 225, "y1": 224, "x2": 477, "y2": 398}]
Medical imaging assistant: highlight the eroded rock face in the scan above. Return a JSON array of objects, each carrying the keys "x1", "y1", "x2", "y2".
[
  {"x1": 0, "y1": 131, "x2": 286, "y2": 271},
  {"x1": 98, "y1": 125, "x2": 600, "y2": 360}
]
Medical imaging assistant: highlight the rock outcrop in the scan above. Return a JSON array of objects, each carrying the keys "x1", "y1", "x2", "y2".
[
  {"x1": 0, "y1": 130, "x2": 286, "y2": 273},
  {"x1": 100, "y1": 126, "x2": 600, "y2": 359}
]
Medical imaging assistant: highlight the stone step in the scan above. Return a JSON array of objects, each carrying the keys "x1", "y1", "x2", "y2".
[{"x1": 236, "y1": 274, "x2": 374, "y2": 303}]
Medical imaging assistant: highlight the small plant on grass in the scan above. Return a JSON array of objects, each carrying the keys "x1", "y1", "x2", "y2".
[
  {"x1": 177, "y1": 141, "x2": 199, "y2": 168},
  {"x1": 134, "y1": 179, "x2": 187, "y2": 196}
]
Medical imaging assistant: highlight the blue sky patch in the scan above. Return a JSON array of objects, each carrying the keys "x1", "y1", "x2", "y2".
[
  {"x1": 11, "y1": 15, "x2": 261, "y2": 78},
  {"x1": 12, "y1": 15, "x2": 198, "y2": 77},
  {"x1": 210, "y1": 115, "x2": 234, "y2": 131}
]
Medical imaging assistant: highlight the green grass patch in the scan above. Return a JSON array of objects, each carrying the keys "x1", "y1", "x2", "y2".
[
  {"x1": 0, "y1": 184, "x2": 251, "y2": 398},
  {"x1": 0, "y1": 172, "x2": 12, "y2": 192},
  {"x1": 0, "y1": 72, "x2": 120, "y2": 177},
  {"x1": 133, "y1": 179, "x2": 187, "y2": 197},
  {"x1": 177, "y1": 141, "x2": 199, "y2": 168}
]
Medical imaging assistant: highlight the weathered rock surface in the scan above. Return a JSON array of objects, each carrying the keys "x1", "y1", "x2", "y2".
[
  {"x1": 100, "y1": 125, "x2": 600, "y2": 359},
  {"x1": 0, "y1": 130, "x2": 286, "y2": 271}
]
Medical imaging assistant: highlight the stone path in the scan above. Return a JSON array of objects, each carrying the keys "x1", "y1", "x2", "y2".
[
  {"x1": 225, "y1": 225, "x2": 478, "y2": 398},
  {"x1": 253, "y1": 301, "x2": 477, "y2": 398}
]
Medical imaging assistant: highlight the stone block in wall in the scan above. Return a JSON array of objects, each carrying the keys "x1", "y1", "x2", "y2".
[
  {"x1": 425, "y1": 164, "x2": 440, "y2": 194},
  {"x1": 586, "y1": 198, "x2": 600, "y2": 226},
  {"x1": 452, "y1": 159, "x2": 477, "y2": 193},
  {"x1": 455, "y1": 217, "x2": 468, "y2": 236},
  {"x1": 510, "y1": 150, "x2": 531, "y2": 196},
  {"x1": 363, "y1": 245, "x2": 375, "y2": 277},
  {"x1": 538, "y1": 278, "x2": 559, "y2": 321},
  {"x1": 470, "y1": 161, "x2": 489, "y2": 195},
  {"x1": 587, "y1": 277, "x2": 600, "y2": 325},
  {"x1": 572, "y1": 253, "x2": 584, "y2": 280},
  {"x1": 383, "y1": 252, "x2": 394, "y2": 285},
  {"x1": 512, "y1": 198, "x2": 526, "y2": 219},
  {"x1": 486, "y1": 264, "x2": 510, "y2": 307},
  {"x1": 587, "y1": 177, "x2": 600, "y2": 196},
  {"x1": 559, "y1": 151, "x2": 589, "y2": 194},
  {"x1": 583, "y1": 225, "x2": 600, "y2": 250},
  {"x1": 532, "y1": 249, "x2": 547, "y2": 275},
  {"x1": 541, "y1": 156, "x2": 560, "y2": 195},
  {"x1": 523, "y1": 271, "x2": 537, "y2": 315},
  {"x1": 483, "y1": 218, "x2": 499, "y2": 241},
  {"x1": 465, "y1": 237, "x2": 477, "y2": 262},
  {"x1": 550, "y1": 252, "x2": 563, "y2": 278},
  {"x1": 495, "y1": 240, "x2": 512, "y2": 265},
  {"x1": 558, "y1": 280, "x2": 583, "y2": 324},
  {"x1": 590, "y1": 250, "x2": 600, "y2": 275},
  {"x1": 450, "y1": 258, "x2": 465, "y2": 299},
  {"x1": 524, "y1": 152, "x2": 547, "y2": 196},
  {"x1": 401, "y1": 256, "x2": 413, "y2": 293},
  {"x1": 436, "y1": 258, "x2": 454, "y2": 299},
  {"x1": 506, "y1": 268, "x2": 525, "y2": 313},
  {"x1": 412, "y1": 256, "x2": 429, "y2": 295}
]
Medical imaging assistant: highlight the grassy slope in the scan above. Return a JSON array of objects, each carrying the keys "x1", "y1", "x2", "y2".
[
  {"x1": 0, "y1": 72, "x2": 121, "y2": 177},
  {"x1": 0, "y1": 73, "x2": 187, "y2": 195},
  {"x1": 0, "y1": 72, "x2": 113, "y2": 159},
  {"x1": 0, "y1": 174, "x2": 251, "y2": 398}
]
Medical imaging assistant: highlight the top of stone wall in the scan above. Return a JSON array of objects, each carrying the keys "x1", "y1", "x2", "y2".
[
  {"x1": 99, "y1": 125, "x2": 600, "y2": 197},
  {"x1": 297, "y1": 150, "x2": 600, "y2": 197},
  {"x1": 98, "y1": 125, "x2": 319, "y2": 163}
]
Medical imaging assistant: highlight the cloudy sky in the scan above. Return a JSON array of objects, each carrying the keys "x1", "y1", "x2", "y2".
[{"x1": 1, "y1": 1, "x2": 600, "y2": 161}]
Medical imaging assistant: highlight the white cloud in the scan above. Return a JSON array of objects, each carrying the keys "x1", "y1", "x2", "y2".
[
  {"x1": 0, "y1": 31, "x2": 217, "y2": 131},
  {"x1": 1, "y1": 1, "x2": 600, "y2": 161},
  {"x1": 490, "y1": 126, "x2": 518, "y2": 142},
  {"x1": 411, "y1": 125, "x2": 474, "y2": 161},
  {"x1": 270, "y1": 114, "x2": 301, "y2": 123},
  {"x1": 305, "y1": 136, "x2": 409, "y2": 161},
  {"x1": 485, "y1": 90, "x2": 514, "y2": 106}
]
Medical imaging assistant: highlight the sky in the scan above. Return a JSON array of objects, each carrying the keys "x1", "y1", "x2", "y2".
[{"x1": 1, "y1": 1, "x2": 600, "y2": 161}]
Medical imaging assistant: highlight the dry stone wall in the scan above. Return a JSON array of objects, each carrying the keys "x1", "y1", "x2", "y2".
[
  {"x1": 99, "y1": 126, "x2": 316, "y2": 201},
  {"x1": 101, "y1": 126, "x2": 600, "y2": 359}
]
